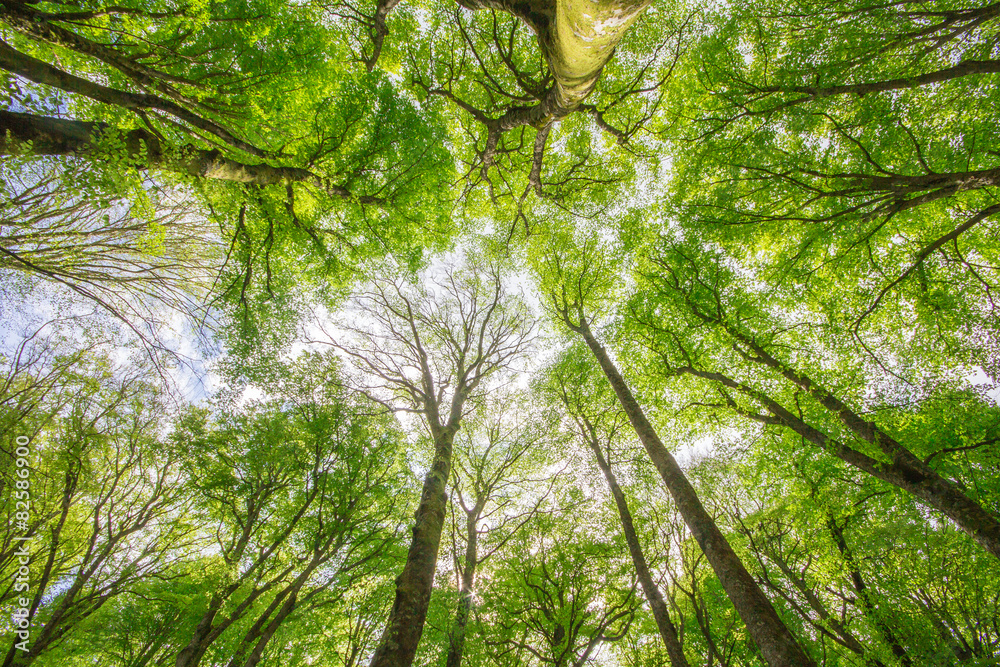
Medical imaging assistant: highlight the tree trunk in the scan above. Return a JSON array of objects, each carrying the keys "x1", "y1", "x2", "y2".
[
  {"x1": 827, "y1": 518, "x2": 911, "y2": 666},
  {"x1": 368, "y1": 426, "x2": 457, "y2": 667},
  {"x1": 0, "y1": 111, "x2": 377, "y2": 202},
  {"x1": 751, "y1": 540, "x2": 877, "y2": 663},
  {"x1": 678, "y1": 358, "x2": 1000, "y2": 561},
  {"x1": 174, "y1": 596, "x2": 224, "y2": 667},
  {"x1": 583, "y1": 428, "x2": 690, "y2": 667},
  {"x1": 240, "y1": 590, "x2": 300, "y2": 667},
  {"x1": 458, "y1": 0, "x2": 651, "y2": 124},
  {"x1": 0, "y1": 38, "x2": 263, "y2": 157},
  {"x1": 444, "y1": 517, "x2": 478, "y2": 667},
  {"x1": 571, "y1": 318, "x2": 815, "y2": 667},
  {"x1": 543, "y1": 0, "x2": 652, "y2": 115}
]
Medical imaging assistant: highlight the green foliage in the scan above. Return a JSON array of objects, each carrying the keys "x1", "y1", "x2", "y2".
[{"x1": 4, "y1": 0, "x2": 1000, "y2": 665}]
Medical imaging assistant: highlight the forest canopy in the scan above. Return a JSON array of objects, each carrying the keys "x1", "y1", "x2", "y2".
[{"x1": 1, "y1": 0, "x2": 999, "y2": 666}]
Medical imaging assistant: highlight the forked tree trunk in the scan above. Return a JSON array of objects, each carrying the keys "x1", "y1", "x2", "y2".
[
  {"x1": 174, "y1": 597, "x2": 224, "y2": 667},
  {"x1": 571, "y1": 318, "x2": 815, "y2": 667},
  {"x1": 459, "y1": 0, "x2": 651, "y2": 124}
]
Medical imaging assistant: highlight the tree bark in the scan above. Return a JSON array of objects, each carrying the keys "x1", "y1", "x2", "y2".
[
  {"x1": 546, "y1": 0, "x2": 650, "y2": 110},
  {"x1": 444, "y1": 514, "x2": 478, "y2": 667},
  {"x1": 368, "y1": 425, "x2": 457, "y2": 667},
  {"x1": 457, "y1": 0, "x2": 651, "y2": 125},
  {"x1": 364, "y1": 0, "x2": 403, "y2": 70},
  {"x1": 679, "y1": 357, "x2": 1000, "y2": 561},
  {"x1": 0, "y1": 111, "x2": 379, "y2": 202},
  {"x1": 581, "y1": 421, "x2": 690, "y2": 667},
  {"x1": 0, "y1": 38, "x2": 264, "y2": 157},
  {"x1": 0, "y1": 1, "x2": 192, "y2": 99},
  {"x1": 569, "y1": 317, "x2": 816, "y2": 667}
]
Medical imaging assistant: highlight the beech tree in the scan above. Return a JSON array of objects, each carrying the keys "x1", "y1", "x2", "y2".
[
  {"x1": 479, "y1": 513, "x2": 641, "y2": 667},
  {"x1": 320, "y1": 256, "x2": 535, "y2": 667},
  {"x1": 3, "y1": 0, "x2": 1000, "y2": 664},
  {"x1": 0, "y1": 335, "x2": 192, "y2": 667},
  {"x1": 535, "y1": 236, "x2": 817, "y2": 667},
  {"x1": 0, "y1": 158, "x2": 222, "y2": 356},
  {"x1": 170, "y1": 391, "x2": 407, "y2": 667},
  {"x1": 626, "y1": 241, "x2": 1000, "y2": 559},
  {"x1": 441, "y1": 394, "x2": 559, "y2": 667},
  {"x1": 544, "y1": 346, "x2": 690, "y2": 667}
]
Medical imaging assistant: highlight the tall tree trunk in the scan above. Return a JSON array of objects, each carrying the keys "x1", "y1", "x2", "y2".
[
  {"x1": 827, "y1": 518, "x2": 911, "y2": 666},
  {"x1": 444, "y1": 516, "x2": 478, "y2": 667},
  {"x1": 582, "y1": 424, "x2": 690, "y2": 667},
  {"x1": 368, "y1": 426, "x2": 457, "y2": 667},
  {"x1": 569, "y1": 317, "x2": 815, "y2": 667}
]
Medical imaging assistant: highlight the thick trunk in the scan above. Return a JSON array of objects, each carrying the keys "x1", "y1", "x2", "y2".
[
  {"x1": 444, "y1": 590, "x2": 473, "y2": 667},
  {"x1": 444, "y1": 522, "x2": 477, "y2": 667},
  {"x1": 833, "y1": 167, "x2": 1000, "y2": 199},
  {"x1": 584, "y1": 433, "x2": 690, "y2": 667},
  {"x1": 544, "y1": 0, "x2": 651, "y2": 113},
  {"x1": 459, "y1": 0, "x2": 650, "y2": 124},
  {"x1": 573, "y1": 320, "x2": 815, "y2": 667},
  {"x1": 174, "y1": 596, "x2": 224, "y2": 667},
  {"x1": 0, "y1": 111, "x2": 377, "y2": 202},
  {"x1": 368, "y1": 427, "x2": 456, "y2": 667},
  {"x1": 364, "y1": 0, "x2": 403, "y2": 70}
]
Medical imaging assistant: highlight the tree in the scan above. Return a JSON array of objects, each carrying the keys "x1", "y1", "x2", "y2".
[
  {"x1": 544, "y1": 345, "x2": 690, "y2": 667},
  {"x1": 441, "y1": 393, "x2": 561, "y2": 667},
  {"x1": 167, "y1": 373, "x2": 407, "y2": 667},
  {"x1": 479, "y1": 513, "x2": 640, "y2": 667},
  {"x1": 1, "y1": 157, "x2": 221, "y2": 356},
  {"x1": 662, "y1": 0, "x2": 1000, "y2": 378},
  {"x1": 629, "y1": 241, "x2": 1000, "y2": 560},
  {"x1": 4, "y1": 0, "x2": 1000, "y2": 664},
  {"x1": 0, "y1": 0, "x2": 456, "y2": 355},
  {"x1": 321, "y1": 255, "x2": 535, "y2": 667},
  {"x1": 0, "y1": 0, "x2": 690, "y2": 244},
  {"x1": 0, "y1": 333, "x2": 192, "y2": 667},
  {"x1": 537, "y1": 237, "x2": 817, "y2": 667}
]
